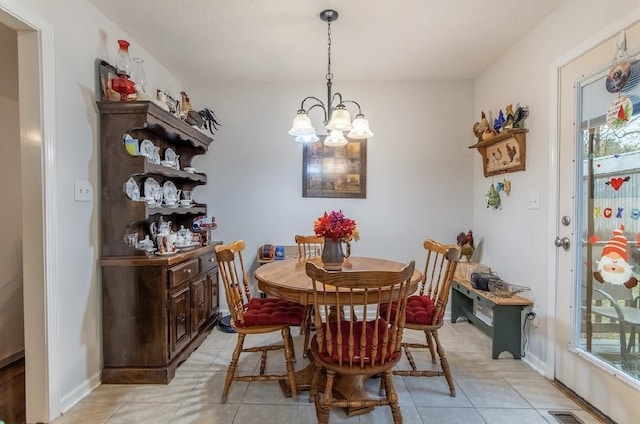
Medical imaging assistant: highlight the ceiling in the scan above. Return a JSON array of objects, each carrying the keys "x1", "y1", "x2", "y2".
[{"x1": 89, "y1": 0, "x2": 565, "y2": 84}]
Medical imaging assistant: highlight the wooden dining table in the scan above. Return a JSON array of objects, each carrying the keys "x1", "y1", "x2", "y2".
[{"x1": 254, "y1": 256, "x2": 421, "y2": 416}]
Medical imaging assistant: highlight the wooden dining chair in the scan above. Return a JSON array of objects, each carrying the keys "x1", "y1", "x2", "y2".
[
  {"x1": 305, "y1": 260, "x2": 415, "y2": 424},
  {"x1": 295, "y1": 234, "x2": 324, "y2": 356},
  {"x1": 215, "y1": 240, "x2": 306, "y2": 402},
  {"x1": 295, "y1": 234, "x2": 324, "y2": 259},
  {"x1": 383, "y1": 239, "x2": 461, "y2": 396}
]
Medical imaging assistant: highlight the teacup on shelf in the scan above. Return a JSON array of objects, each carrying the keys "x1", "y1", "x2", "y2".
[
  {"x1": 184, "y1": 167, "x2": 196, "y2": 173},
  {"x1": 161, "y1": 160, "x2": 175, "y2": 168},
  {"x1": 180, "y1": 199, "x2": 192, "y2": 206}
]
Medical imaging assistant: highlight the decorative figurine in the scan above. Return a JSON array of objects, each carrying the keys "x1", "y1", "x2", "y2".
[
  {"x1": 472, "y1": 112, "x2": 488, "y2": 142},
  {"x1": 503, "y1": 104, "x2": 515, "y2": 131},
  {"x1": 493, "y1": 109, "x2": 505, "y2": 133},
  {"x1": 456, "y1": 230, "x2": 475, "y2": 262},
  {"x1": 486, "y1": 182, "x2": 501, "y2": 209},
  {"x1": 513, "y1": 106, "x2": 529, "y2": 129}
]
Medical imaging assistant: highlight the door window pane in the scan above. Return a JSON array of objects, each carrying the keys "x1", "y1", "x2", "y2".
[{"x1": 578, "y1": 59, "x2": 640, "y2": 382}]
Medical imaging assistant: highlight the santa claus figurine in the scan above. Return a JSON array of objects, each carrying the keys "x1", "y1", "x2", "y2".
[{"x1": 593, "y1": 225, "x2": 638, "y2": 289}]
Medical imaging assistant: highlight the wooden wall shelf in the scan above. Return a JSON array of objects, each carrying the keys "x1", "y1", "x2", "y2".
[{"x1": 469, "y1": 129, "x2": 528, "y2": 177}]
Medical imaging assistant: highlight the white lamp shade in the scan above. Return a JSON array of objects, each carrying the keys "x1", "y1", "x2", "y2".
[
  {"x1": 289, "y1": 112, "x2": 316, "y2": 136},
  {"x1": 347, "y1": 116, "x2": 374, "y2": 139},
  {"x1": 295, "y1": 134, "x2": 320, "y2": 143},
  {"x1": 324, "y1": 130, "x2": 348, "y2": 146},
  {"x1": 326, "y1": 106, "x2": 352, "y2": 131}
]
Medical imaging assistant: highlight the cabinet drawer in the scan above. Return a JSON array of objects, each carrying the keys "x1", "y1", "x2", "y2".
[
  {"x1": 199, "y1": 251, "x2": 218, "y2": 272},
  {"x1": 168, "y1": 259, "x2": 199, "y2": 288}
]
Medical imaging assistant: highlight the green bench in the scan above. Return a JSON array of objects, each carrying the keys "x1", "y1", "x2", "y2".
[{"x1": 451, "y1": 278, "x2": 533, "y2": 359}]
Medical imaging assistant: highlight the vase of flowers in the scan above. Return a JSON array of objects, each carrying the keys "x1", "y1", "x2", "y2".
[{"x1": 313, "y1": 210, "x2": 359, "y2": 271}]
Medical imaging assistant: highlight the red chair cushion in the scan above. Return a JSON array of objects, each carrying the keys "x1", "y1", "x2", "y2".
[
  {"x1": 317, "y1": 319, "x2": 399, "y2": 365},
  {"x1": 240, "y1": 298, "x2": 305, "y2": 327},
  {"x1": 380, "y1": 295, "x2": 437, "y2": 325},
  {"x1": 405, "y1": 295, "x2": 437, "y2": 324}
]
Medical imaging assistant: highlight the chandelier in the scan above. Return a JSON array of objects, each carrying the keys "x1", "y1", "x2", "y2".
[{"x1": 288, "y1": 9, "x2": 374, "y2": 146}]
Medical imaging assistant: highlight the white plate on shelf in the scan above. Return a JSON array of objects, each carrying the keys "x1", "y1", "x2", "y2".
[
  {"x1": 125, "y1": 177, "x2": 140, "y2": 201},
  {"x1": 144, "y1": 177, "x2": 161, "y2": 199},
  {"x1": 163, "y1": 180, "x2": 179, "y2": 204}
]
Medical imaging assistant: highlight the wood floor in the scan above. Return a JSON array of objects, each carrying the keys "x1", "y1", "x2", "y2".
[{"x1": 0, "y1": 357, "x2": 26, "y2": 424}]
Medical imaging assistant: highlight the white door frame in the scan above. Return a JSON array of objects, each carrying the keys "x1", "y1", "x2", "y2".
[
  {"x1": 0, "y1": 0, "x2": 59, "y2": 422},
  {"x1": 547, "y1": 1, "x2": 640, "y2": 401}
]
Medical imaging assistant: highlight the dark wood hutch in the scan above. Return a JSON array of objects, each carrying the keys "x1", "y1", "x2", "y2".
[{"x1": 98, "y1": 101, "x2": 220, "y2": 384}]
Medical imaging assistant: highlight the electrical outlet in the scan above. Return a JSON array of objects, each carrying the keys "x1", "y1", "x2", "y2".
[
  {"x1": 74, "y1": 179, "x2": 93, "y2": 202},
  {"x1": 531, "y1": 308, "x2": 540, "y2": 328}
]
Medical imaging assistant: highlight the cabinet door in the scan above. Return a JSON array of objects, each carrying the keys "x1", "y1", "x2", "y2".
[
  {"x1": 169, "y1": 284, "x2": 191, "y2": 358},
  {"x1": 206, "y1": 268, "x2": 219, "y2": 319},
  {"x1": 191, "y1": 274, "x2": 207, "y2": 332}
]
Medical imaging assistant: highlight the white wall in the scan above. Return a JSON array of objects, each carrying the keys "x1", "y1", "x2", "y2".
[
  {"x1": 16, "y1": 0, "x2": 186, "y2": 412},
  {"x1": 473, "y1": 0, "x2": 640, "y2": 369},
  {"x1": 186, "y1": 80, "x2": 475, "y2": 312},
  {"x1": 0, "y1": 20, "x2": 24, "y2": 363}
]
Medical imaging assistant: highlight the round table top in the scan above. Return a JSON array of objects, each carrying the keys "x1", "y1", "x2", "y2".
[{"x1": 254, "y1": 256, "x2": 422, "y2": 305}]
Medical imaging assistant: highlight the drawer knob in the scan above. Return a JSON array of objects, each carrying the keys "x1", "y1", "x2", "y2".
[
  {"x1": 209, "y1": 258, "x2": 215, "y2": 262},
  {"x1": 186, "y1": 269, "x2": 192, "y2": 274}
]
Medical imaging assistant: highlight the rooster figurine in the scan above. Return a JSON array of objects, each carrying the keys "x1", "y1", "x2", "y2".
[{"x1": 457, "y1": 230, "x2": 475, "y2": 262}]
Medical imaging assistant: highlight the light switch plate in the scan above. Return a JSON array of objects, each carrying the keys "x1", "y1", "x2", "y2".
[
  {"x1": 527, "y1": 191, "x2": 540, "y2": 210},
  {"x1": 74, "y1": 179, "x2": 93, "y2": 202}
]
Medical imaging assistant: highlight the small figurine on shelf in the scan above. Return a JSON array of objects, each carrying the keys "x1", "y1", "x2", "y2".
[
  {"x1": 493, "y1": 110, "x2": 505, "y2": 133},
  {"x1": 473, "y1": 111, "x2": 495, "y2": 142},
  {"x1": 513, "y1": 106, "x2": 529, "y2": 129},
  {"x1": 503, "y1": 104, "x2": 515, "y2": 131},
  {"x1": 456, "y1": 230, "x2": 475, "y2": 262}
]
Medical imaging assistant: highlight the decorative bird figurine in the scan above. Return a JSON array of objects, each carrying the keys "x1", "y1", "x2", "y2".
[
  {"x1": 493, "y1": 109, "x2": 505, "y2": 133},
  {"x1": 503, "y1": 104, "x2": 515, "y2": 131},
  {"x1": 481, "y1": 111, "x2": 497, "y2": 141},
  {"x1": 473, "y1": 111, "x2": 489, "y2": 142},
  {"x1": 513, "y1": 106, "x2": 529, "y2": 129},
  {"x1": 457, "y1": 230, "x2": 475, "y2": 262}
]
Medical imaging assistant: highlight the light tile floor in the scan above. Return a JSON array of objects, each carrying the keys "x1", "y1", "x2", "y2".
[{"x1": 53, "y1": 321, "x2": 607, "y2": 423}]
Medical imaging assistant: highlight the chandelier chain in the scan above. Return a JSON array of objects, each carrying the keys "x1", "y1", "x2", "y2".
[{"x1": 326, "y1": 21, "x2": 333, "y2": 82}]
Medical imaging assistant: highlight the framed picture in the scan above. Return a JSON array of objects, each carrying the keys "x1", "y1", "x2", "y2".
[
  {"x1": 469, "y1": 129, "x2": 527, "y2": 177},
  {"x1": 97, "y1": 59, "x2": 119, "y2": 101},
  {"x1": 302, "y1": 138, "x2": 367, "y2": 198}
]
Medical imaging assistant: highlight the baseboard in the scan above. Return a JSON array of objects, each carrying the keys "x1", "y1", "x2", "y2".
[
  {"x1": 0, "y1": 349, "x2": 25, "y2": 369},
  {"x1": 521, "y1": 351, "x2": 547, "y2": 376},
  {"x1": 59, "y1": 369, "x2": 101, "y2": 414}
]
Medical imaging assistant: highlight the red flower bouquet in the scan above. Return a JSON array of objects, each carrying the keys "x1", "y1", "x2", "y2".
[{"x1": 313, "y1": 210, "x2": 360, "y2": 242}]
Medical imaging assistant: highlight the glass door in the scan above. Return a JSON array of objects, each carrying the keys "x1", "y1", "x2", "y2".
[{"x1": 555, "y1": 23, "x2": 640, "y2": 424}]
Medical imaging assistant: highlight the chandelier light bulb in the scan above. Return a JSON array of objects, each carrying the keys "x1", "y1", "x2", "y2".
[
  {"x1": 295, "y1": 134, "x2": 320, "y2": 143},
  {"x1": 324, "y1": 130, "x2": 348, "y2": 147},
  {"x1": 326, "y1": 105, "x2": 353, "y2": 131},
  {"x1": 289, "y1": 111, "x2": 316, "y2": 136},
  {"x1": 347, "y1": 115, "x2": 374, "y2": 139}
]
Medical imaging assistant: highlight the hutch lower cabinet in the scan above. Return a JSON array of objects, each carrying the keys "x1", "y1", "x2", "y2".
[{"x1": 101, "y1": 244, "x2": 220, "y2": 384}]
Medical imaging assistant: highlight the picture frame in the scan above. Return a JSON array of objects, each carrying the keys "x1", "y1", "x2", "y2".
[
  {"x1": 302, "y1": 138, "x2": 367, "y2": 198},
  {"x1": 469, "y1": 129, "x2": 527, "y2": 177},
  {"x1": 97, "y1": 59, "x2": 119, "y2": 101}
]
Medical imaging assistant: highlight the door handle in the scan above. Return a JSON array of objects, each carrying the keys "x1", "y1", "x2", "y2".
[{"x1": 554, "y1": 237, "x2": 570, "y2": 250}]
